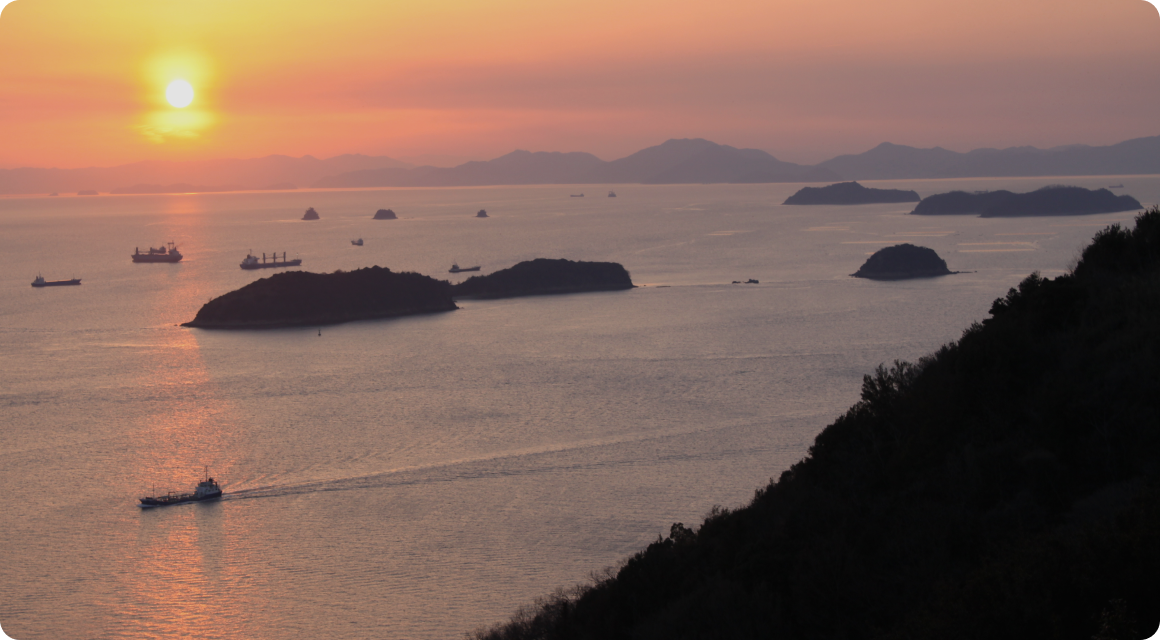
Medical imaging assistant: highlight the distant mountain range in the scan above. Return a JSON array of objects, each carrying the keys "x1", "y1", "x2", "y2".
[
  {"x1": 816, "y1": 136, "x2": 1160, "y2": 180},
  {"x1": 313, "y1": 139, "x2": 840, "y2": 189},
  {"x1": 3, "y1": 135, "x2": 1159, "y2": 195}
]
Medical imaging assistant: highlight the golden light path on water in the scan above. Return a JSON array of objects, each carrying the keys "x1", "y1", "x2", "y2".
[{"x1": 109, "y1": 198, "x2": 246, "y2": 639}]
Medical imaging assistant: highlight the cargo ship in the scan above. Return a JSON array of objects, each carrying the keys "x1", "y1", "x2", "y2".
[
  {"x1": 132, "y1": 242, "x2": 183, "y2": 263},
  {"x1": 31, "y1": 274, "x2": 81, "y2": 287},
  {"x1": 138, "y1": 468, "x2": 222, "y2": 508},
  {"x1": 240, "y1": 251, "x2": 302, "y2": 270}
]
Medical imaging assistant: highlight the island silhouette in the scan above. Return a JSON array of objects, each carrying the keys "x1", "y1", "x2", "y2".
[
  {"x1": 851, "y1": 244, "x2": 954, "y2": 279},
  {"x1": 912, "y1": 185, "x2": 1142, "y2": 217},
  {"x1": 451, "y1": 258, "x2": 633, "y2": 299},
  {"x1": 182, "y1": 267, "x2": 455, "y2": 328},
  {"x1": 783, "y1": 181, "x2": 920, "y2": 205},
  {"x1": 183, "y1": 259, "x2": 634, "y2": 328}
]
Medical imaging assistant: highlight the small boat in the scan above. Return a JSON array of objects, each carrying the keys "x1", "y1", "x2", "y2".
[
  {"x1": 351, "y1": 238, "x2": 364, "y2": 246},
  {"x1": 608, "y1": 191, "x2": 616, "y2": 197},
  {"x1": 240, "y1": 251, "x2": 302, "y2": 270},
  {"x1": 131, "y1": 242, "x2": 182, "y2": 263},
  {"x1": 449, "y1": 263, "x2": 481, "y2": 273},
  {"x1": 139, "y1": 468, "x2": 222, "y2": 508},
  {"x1": 570, "y1": 193, "x2": 584, "y2": 198},
  {"x1": 31, "y1": 274, "x2": 81, "y2": 287}
]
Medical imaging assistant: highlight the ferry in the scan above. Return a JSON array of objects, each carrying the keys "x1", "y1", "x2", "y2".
[
  {"x1": 449, "y1": 263, "x2": 481, "y2": 273},
  {"x1": 138, "y1": 469, "x2": 222, "y2": 508},
  {"x1": 240, "y1": 251, "x2": 302, "y2": 270},
  {"x1": 31, "y1": 274, "x2": 81, "y2": 287},
  {"x1": 132, "y1": 242, "x2": 183, "y2": 263}
]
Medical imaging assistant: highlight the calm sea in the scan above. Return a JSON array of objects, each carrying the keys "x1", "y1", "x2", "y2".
[{"x1": 1, "y1": 178, "x2": 1155, "y2": 639}]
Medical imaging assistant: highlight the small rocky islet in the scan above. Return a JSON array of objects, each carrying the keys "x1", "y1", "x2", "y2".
[
  {"x1": 184, "y1": 259, "x2": 634, "y2": 328},
  {"x1": 784, "y1": 181, "x2": 920, "y2": 205},
  {"x1": 373, "y1": 208, "x2": 397, "y2": 220},
  {"x1": 852, "y1": 244, "x2": 954, "y2": 280}
]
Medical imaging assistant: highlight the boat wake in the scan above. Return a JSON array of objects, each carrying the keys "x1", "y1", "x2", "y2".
[{"x1": 220, "y1": 424, "x2": 758, "y2": 503}]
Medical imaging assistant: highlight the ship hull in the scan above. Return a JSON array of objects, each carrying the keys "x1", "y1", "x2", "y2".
[
  {"x1": 32, "y1": 279, "x2": 81, "y2": 287},
  {"x1": 131, "y1": 255, "x2": 182, "y2": 263},
  {"x1": 138, "y1": 490, "x2": 222, "y2": 508},
  {"x1": 241, "y1": 260, "x2": 302, "y2": 270}
]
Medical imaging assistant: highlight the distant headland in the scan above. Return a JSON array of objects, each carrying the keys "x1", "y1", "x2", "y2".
[
  {"x1": 852, "y1": 244, "x2": 954, "y2": 280},
  {"x1": 784, "y1": 181, "x2": 920, "y2": 205},
  {"x1": 912, "y1": 185, "x2": 1142, "y2": 217}
]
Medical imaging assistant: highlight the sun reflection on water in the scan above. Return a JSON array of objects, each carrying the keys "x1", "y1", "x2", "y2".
[{"x1": 115, "y1": 295, "x2": 250, "y2": 638}]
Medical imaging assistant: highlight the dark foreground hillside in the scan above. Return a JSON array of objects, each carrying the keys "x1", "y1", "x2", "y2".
[{"x1": 472, "y1": 209, "x2": 1160, "y2": 640}]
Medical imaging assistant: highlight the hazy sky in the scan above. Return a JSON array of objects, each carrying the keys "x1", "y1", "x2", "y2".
[{"x1": 0, "y1": 0, "x2": 1158, "y2": 168}]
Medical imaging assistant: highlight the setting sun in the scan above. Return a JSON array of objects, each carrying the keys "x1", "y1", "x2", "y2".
[{"x1": 165, "y1": 80, "x2": 194, "y2": 108}]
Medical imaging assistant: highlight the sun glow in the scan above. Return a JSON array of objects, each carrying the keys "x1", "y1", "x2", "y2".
[{"x1": 166, "y1": 80, "x2": 194, "y2": 108}]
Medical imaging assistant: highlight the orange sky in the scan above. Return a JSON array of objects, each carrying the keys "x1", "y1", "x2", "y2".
[{"x1": 0, "y1": 0, "x2": 1158, "y2": 168}]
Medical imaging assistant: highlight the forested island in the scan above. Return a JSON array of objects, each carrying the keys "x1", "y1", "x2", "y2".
[
  {"x1": 183, "y1": 259, "x2": 634, "y2": 328},
  {"x1": 852, "y1": 244, "x2": 954, "y2": 280},
  {"x1": 451, "y1": 258, "x2": 633, "y2": 298},
  {"x1": 182, "y1": 267, "x2": 456, "y2": 328},
  {"x1": 783, "y1": 181, "x2": 920, "y2": 205},
  {"x1": 912, "y1": 185, "x2": 1142, "y2": 217},
  {"x1": 472, "y1": 209, "x2": 1160, "y2": 640}
]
